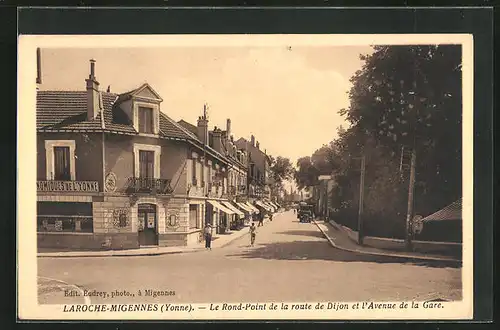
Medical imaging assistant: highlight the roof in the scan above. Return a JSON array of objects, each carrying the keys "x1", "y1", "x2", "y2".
[
  {"x1": 36, "y1": 90, "x2": 194, "y2": 141},
  {"x1": 115, "y1": 83, "x2": 163, "y2": 104},
  {"x1": 37, "y1": 91, "x2": 135, "y2": 133},
  {"x1": 422, "y1": 199, "x2": 462, "y2": 222},
  {"x1": 159, "y1": 112, "x2": 198, "y2": 140},
  {"x1": 177, "y1": 120, "x2": 198, "y2": 136}
]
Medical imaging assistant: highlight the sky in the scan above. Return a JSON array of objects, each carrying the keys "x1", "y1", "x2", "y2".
[{"x1": 38, "y1": 45, "x2": 373, "y2": 191}]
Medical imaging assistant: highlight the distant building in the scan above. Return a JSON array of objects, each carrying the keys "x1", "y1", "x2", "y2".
[{"x1": 234, "y1": 135, "x2": 273, "y2": 202}]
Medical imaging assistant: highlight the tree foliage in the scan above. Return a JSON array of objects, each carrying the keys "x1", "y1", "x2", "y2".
[
  {"x1": 269, "y1": 156, "x2": 294, "y2": 185},
  {"x1": 295, "y1": 45, "x2": 462, "y2": 239}
]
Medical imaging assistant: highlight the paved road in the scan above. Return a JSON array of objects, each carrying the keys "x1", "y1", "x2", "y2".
[{"x1": 37, "y1": 211, "x2": 462, "y2": 304}]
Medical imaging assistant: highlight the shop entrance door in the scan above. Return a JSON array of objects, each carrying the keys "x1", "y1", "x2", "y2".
[{"x1": 138, "y1": 203, "x2": 158, "y2": 246}]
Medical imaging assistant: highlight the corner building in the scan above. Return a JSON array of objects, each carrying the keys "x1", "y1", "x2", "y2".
[{"x1": 36, "y1": 59, "x2": 230, "y2": 250}]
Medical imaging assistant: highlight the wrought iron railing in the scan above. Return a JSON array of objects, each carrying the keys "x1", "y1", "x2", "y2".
[{"x1": 126, "y1": 177, "x2": 173, "y2": 194}]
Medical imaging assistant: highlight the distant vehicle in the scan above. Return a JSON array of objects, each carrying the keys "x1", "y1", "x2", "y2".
[{"x1": 297, "y1": 203, "x2": 314, "y2": 223}]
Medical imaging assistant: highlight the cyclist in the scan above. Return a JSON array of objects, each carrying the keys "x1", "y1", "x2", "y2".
[{"x1": 249, "y1": 222, "x2": 256, "y2": 247}]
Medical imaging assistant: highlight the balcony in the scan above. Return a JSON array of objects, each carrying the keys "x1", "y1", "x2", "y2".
[
  {"x1": 208, "y1": 181, "x2": 224, "y2": 198},
  {"x1": 126, "y1": 177, "x2": 173, "y2": 195}
]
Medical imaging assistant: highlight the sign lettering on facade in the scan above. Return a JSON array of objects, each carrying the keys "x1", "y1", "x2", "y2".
[{"x1": 37, "y1": 181, "x2": 99, "y2": 192}]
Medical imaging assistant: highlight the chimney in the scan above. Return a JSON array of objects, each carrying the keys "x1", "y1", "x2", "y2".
[
  {"x1": 250, "y1": 135, "x2": 255, "y2": 147},
  {"x1": 256, "y1": 141, "x2": 260, "y2": 149},
  {"x1": 226, "y1": 119, "x2": 231, "y2": 140},
  {"x1": 36, "y1": 48, "x2": 42, "y2": 85},
  {"x1": 197, "y1": 115, "x2": 209, "y2": 145},
  {"x1": 212, "y1": 127, "x2": 222, "y2": 153},
  {"x1": 85, "y1": 59, "x2": 100, "y2": 120}
]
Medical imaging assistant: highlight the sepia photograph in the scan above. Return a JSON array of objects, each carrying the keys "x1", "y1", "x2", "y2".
[{"x1": 18, "y1": 34, "x2": 473, "y2": 320}]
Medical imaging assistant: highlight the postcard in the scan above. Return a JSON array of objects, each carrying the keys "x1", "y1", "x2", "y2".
[{"x1": 17, "y1": 33, "x2": 473, "y2": 320}]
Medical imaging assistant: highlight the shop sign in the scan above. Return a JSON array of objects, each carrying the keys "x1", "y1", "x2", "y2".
[{"x1": 37, "y1": 180, "x2": 99, "y2": 192}]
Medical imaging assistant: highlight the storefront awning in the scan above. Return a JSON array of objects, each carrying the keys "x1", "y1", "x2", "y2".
[
  {"x1": 263, "y1": 201, "x2": 276, "y2": 211},
  {"x1": 256, "y1": 200, "x2": 273, "y2": 212},
  {"x1": 207, "y1": 200, "x2": 235, "y2": 215},
  {"x1": 221, "y1": 201, "x2": 245, "y2": 218},
  {"x1": 237, "y1": 202, "x2": 254, "y2": 213},
  {"x1": 268, "y1": 201, "x2": 278, "y2": 209},
  {"x1": 245, "y1": 202, "x2": 260, "y2": 213}
]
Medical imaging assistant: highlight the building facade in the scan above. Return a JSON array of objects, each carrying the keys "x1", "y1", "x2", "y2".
[
  {"x1": 36, "y1": 60, "x2": 244, "y2": 250},
  {"x1": 234, "y1": 135, "x2": 274, "y2": 203}
]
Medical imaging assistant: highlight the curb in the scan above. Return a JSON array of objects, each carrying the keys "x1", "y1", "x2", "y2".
[
  {"x1": 37, "y1": 248, "x2": 204, "y2": 258},
  {"x1": 313, "y1": 220, "x2": 461, "y2": 264},
  {"x1": 37, "y1": 224, "x2": 256, "y2": 258}
]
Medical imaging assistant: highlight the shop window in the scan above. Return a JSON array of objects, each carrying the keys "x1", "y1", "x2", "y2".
[{"x1": 37, "y1": 202, "x2": 93, "y2": 233}]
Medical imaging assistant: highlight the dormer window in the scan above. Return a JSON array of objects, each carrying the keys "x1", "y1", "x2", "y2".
[
  {"x1": 122, "y1": 83, "x2": 163, "y2": 135},
  {"x1": 138, "y1": 106, "x2": 154, "y2": 134}
]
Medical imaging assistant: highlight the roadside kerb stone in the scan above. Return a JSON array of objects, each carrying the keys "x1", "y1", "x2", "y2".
[
  {"x1": 314, "y1": 220, "x2": 461, "y2": 264},
  {"x1": 37, "y1": 224, "x2": 254, "y2": 258}
]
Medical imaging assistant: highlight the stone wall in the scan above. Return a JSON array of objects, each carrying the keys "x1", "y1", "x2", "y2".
[
  {"x1": 158, "y1": 233, "x2": 187, "y2": 247},
  {"x1": 93, "y1": 195, "x2": 132, "y2": 235},
  {"x1": 36, "y1": 193, "x2": 201, "y2": 249}
]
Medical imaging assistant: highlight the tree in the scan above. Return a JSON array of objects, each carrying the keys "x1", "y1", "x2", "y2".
[
  {"x1": 294, "y1": 156, "x2": 319, "y2": 190},
  {"x1": 340, "y1": 45, "x2": 462, "y2": 214},
  {"x1": 269, "y1": 156, "x2": 294, "y2": 184}
]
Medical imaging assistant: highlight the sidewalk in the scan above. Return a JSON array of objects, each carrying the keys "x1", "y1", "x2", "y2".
[
  {"x1": 314, "y1": 219, "x2": 462, "y2": 264},
  {"x1": 37, "y1": 221, "x2": 258, "y2": 258}
]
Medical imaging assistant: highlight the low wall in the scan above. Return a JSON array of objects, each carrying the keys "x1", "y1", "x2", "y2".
[
  {"x1": 327, "y1": 220, "x2": 462, "y2": 258},
  {"x1": 38, "y1": 232, "x2": 139, "y2": 251}
]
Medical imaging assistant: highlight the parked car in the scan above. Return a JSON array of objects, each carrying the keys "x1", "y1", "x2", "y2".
[{"x1": 298, "y1": 203, "x2": 314, "y2": 223}]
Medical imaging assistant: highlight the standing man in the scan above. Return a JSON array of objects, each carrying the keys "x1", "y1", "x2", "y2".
[
  {"x1": 258, "y1": 210, "x2": 264, "y2": 227},
  {"x1": 204, "y1": 223, "x2": 212, "y2": 250},
  {"x1": 249, "y1": 222, "x2": 256, "y2": 247}
]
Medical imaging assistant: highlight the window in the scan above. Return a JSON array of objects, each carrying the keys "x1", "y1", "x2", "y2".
[
  {"x1": 189, "y1": 204, "x2": 198, "y2": 229},
  {"x1": 37, "y1": 202, "x2": 93, "y2": 233},
  {"x1": 139, "y1": 150, "x2": 155, "y2": 178},
  {"x1": 138, "y1": 106, "x2": 154, "y2": 134},
  {"x1": 54, "y1": 146, "x2": 71, "y2": 181},
  {"x1": 208, "y1": 164, "x2": 212, "y2": 185},
  {"x1": 133, "y1": 144, "x2": 161, "y2": 179},
  {"x1": 200, "y1": 159, "x2": 205, "y2": 186},
  {"x1": 45, "y1": 140, "x2": 76, "y2": 181},
  {"x1": 191, "y1": 158, "x2": 197, "y2": 185}
]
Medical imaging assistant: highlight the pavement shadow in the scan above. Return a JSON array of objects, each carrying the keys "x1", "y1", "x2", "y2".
[
  {"x1": 276, "y1": 230, "x2": 325, "y2": 239},
  {"x1": 225, "y1": 240, "x2": 461, "y2": 269}
]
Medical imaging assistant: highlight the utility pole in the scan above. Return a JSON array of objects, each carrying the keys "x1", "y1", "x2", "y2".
[
  {"x1": 357, "y1": 155, "x2": 366, "y2": 245},
  {"x1": 405, "y1": 148, "x2": 416, "y2": 251}
]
